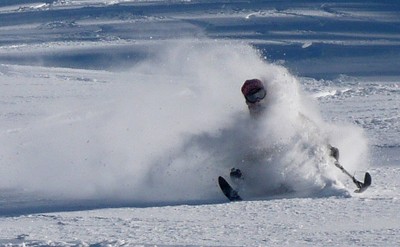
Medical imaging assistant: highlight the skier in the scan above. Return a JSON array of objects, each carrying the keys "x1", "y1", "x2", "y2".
[
  {"x1": 219, "y1": 79, "x2": 370, "y2": 201},
  {"x1": 230, "y1": 78, "x2": 340, "y2": 180},
  {"x1": 230, "y1": 79, "x2": 268, "y2": 180}
]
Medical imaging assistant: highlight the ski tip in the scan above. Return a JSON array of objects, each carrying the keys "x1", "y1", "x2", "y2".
[
  {"x1": 218, "y1": 176, "x2": 226, "y2": 188},
  {"x1": 364, "y1": 172, "x2": 372, "y2": 186},
  {"x1": 354, "y1": 172, "x2": 372, "y2": 193}
]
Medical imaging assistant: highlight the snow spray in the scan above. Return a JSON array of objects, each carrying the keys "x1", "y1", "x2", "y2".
[{"x1": 0, "y1": 40, "x2": 368, "y2": 205}]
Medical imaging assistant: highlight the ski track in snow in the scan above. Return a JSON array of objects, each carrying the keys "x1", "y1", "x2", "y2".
[{"x1": 0, "y1": 1, "x2": 400, "y2": 246}]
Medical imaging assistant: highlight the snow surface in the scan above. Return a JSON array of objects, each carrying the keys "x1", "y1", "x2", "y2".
[{"x1": 0, "y1": 1, "x2": 399, "y2": 246}]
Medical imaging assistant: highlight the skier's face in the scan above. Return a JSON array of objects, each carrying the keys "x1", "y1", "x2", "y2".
[{"x1": 244, "y1": 88, "x2": 267, "y2": 118}]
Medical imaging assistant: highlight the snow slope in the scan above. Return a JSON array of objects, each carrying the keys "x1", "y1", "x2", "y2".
[
  {"x1": 1, "y1": 181, "x2": 399, "y2": 246},
  {"x1": 0, "y1": 1, "x2": 399, "y2": 246}
]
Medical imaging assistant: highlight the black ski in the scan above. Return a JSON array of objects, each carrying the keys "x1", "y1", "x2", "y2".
[
  {"x1": 334, "y1": 161, "x2": 372, "y2": 193},
  {"x1": 218, "y1": 176, "x2": 242, "y2": 202}
]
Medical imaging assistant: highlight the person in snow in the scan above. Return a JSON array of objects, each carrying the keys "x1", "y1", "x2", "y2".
[
  {"x1": 240, "y1": 79, "x2": 267, "y2": 118},
  {"x1": 230, "y1": 78, "x2": 268, "y2": 180},
  {"x1": 229, "y1": 78, "x2": 340, "y2": 181}
]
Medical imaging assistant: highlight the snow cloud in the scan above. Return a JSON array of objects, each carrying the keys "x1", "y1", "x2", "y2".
[{"x1": 0, "y1": 39, "x2": 368, "y2": 205}]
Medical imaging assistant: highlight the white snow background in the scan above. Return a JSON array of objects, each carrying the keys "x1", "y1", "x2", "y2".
[{"x1": 0, "y1": 1, "x2": 399, "y2": 246}]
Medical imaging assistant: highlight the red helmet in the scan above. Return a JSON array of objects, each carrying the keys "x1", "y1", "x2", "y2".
[{"x1": 241, "y1": 79, "x2": 266, "y2": 103}]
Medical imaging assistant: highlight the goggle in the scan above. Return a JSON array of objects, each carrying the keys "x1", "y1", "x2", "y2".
[{"x1": 245, "y1": 88, "x2": 266, "y2": 103}]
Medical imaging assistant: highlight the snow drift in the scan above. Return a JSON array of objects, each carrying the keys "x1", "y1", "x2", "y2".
[{"x1": 0, "y1": 40, "x2": 368, "y2": 206}]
